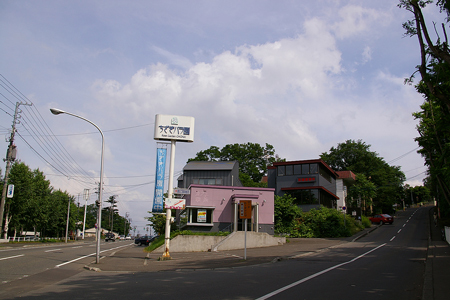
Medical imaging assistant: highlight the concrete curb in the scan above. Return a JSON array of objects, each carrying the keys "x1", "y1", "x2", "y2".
[
  {"x1": 351, "y1": 225, "x2": 379, "y2": 242},
  {"x1": 84, "y1": 265, "x2": 101, "y2": 272}
]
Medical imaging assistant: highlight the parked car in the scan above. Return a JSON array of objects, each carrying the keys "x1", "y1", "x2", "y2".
[
  {"x1": 134, "y1": 235, "x2": 158, "y2": 246},
  {"x1": 119, "y1": 235, "x2": 125, "y2": 240},
  {"x1": 125, "y1": 236, "x2": 132, "y2": 240},
  {"x1": 105, "y1": 232, "x2": 116, "y2": 242},
  {"x1": 369, "y1": 214, "x2": 393, "y2": 225}
]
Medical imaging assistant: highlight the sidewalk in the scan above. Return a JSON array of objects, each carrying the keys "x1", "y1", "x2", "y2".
[
  {"x1": 423, "y1": 207, "x2": 450, "y2": 300},
  {"x1": 85, "y1": 230, "x2": 369, "y2": 273}
]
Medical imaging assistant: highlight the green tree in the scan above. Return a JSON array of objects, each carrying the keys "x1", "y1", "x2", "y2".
[
  {"x1": 274, "y1": 194, "x2": 301, "y2": 235},
  {"x1": 347, "y1": 174, "x2": 377, "y2": 214},
  {"x1": 188, "y1": 142, "x2": 284, "y2": 185},
  {"x1": 146, "y1": 213, "x2": 167, "y2": 236},
  {"x1": 321, "y1": 140, "x2": 405, "y2": 214},
  {"x1": 399, "y1": 0, "x2": 450, "y2": 219}
]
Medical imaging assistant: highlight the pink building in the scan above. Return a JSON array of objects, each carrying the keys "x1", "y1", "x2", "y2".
[{"x1": 180, "y1": 184, "x2": 275, "y2": 235}]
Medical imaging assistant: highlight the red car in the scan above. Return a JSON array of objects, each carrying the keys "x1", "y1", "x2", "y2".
[{"x1": 369, "y1": 214, "x2": 393, "y2": 225}]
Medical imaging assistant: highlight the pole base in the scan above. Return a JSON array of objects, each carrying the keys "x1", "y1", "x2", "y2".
[{"x1": 158, "y1": 255, "x2": 172, "y2": 261}]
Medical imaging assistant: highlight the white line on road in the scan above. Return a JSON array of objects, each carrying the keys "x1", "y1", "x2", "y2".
[
  {"x1": 0, "y1": 254, "x2": 25, "y2": 261},
  {"x1": 390, "y1": 236, "x2": 396, "y2": 242},
  {"x1": 72, "y1": 246, "x2": 83, "y2": 249},
  {"x1": 45, "y1": 249, "x2": 61, "y2": 252},
  {"x1": 55, "y1": 243, "x2": 132, "y2": 268},
  {"x1": 397, "y1": 229, "x2": 402, "y2": 233},
  {"x1": 403, "y1": 224, "x2": 406, "y2": 227},
  {"x1": 256, "y1": 243, "x2": 387, "y2": 300}
]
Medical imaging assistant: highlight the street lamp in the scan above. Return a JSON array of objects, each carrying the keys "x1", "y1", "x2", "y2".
[{"x1": 50, "y1": 108, "x2": 105, "y2": 264}]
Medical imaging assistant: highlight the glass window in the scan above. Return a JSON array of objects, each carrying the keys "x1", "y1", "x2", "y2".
[
  {"x1": 189, "y1": 208, "x2": 213, "y2": 224},
  {"x1": 294, "y1": 164, "x2": 302, "y2": 175},
  {"x1": 287, "y1": 189, "x2": 319, "y2": 205},
  {"x1": 319, "y1": 166, "x2": 331, "y2": 183},
  {"x1": 302, "y1": 164, "x2": 310, "y2": 175},
  {"x1": 277, "y1": 166, "x2": 285, "y2": 176},
  {"x1": 286, "y1": 165, "x2": 293, "y2": 176},
  {"x1": 310, "y1": 164, "x2": 318, "y2": 174},
  {"x1": 193, "y1": 178, "x2": 223, "y2": 185}
]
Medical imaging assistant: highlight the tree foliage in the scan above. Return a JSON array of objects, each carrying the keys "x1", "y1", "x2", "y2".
[
  {"x1": 274, "y1": 194, "x2": 301, "y2": 235},
  {"x1": 399, "y1": 0, "x2": 450, "y2": 217},
  {"x1": 321, "y1": 139, "x2": 405, "y2": 214},
  {"x1": 188, "y1": 142, "x2": 284, "y2": 185},
  {"x1": 2, "y1": 161, "x2": 129, "y2": 238}
]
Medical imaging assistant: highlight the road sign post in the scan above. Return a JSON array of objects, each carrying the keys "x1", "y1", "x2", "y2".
[{"x1": 239, "y1": 200, "x2": 252, "y2": 260}]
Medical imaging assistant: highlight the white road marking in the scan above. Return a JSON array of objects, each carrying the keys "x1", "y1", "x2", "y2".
[
  {"x1": 0, "y1": 254, "x2": 24, "y2": 261},
  {"x1": 55, "y1": 243, "x2": 132, "y2": 268},
  {"x1": 256, "y1": 243, "x2": 387, "y2": 300},
  {"x1": 45, "y1": 249, "x2": 61, "y2": 253},
  {"x1": 390, "y1": 236, "x2": 396, "y2": 242}
]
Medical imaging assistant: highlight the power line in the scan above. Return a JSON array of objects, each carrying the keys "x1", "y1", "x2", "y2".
[{"x1": 387, "y1": 147, "x2": 420, "y2": 164}]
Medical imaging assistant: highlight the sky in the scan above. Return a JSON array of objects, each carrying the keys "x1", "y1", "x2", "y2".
[{"x1": 0, "y1": 0, "x2": 440, "y2": 234}]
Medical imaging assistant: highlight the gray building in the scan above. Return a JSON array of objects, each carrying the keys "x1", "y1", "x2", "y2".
[
  {"x1": 177, "y1": 161, "x2": 243, "y2": 188},
  {"x1": 267, "y1": 159, "x2": 339, "y2": 211}
]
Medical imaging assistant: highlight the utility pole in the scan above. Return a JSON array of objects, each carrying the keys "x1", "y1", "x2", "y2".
[{"x1": 0, "y1": 102, "x2": 31, "y2": 237}]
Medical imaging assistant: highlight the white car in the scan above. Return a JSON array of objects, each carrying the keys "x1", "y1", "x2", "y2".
[{"x1": 125, "y1": 236, "x2": 132, "y2": 240}]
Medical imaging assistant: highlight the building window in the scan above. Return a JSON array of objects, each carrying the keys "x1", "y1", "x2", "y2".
[
  {"x1": 319, "y1": 166, "x2": 332, "y2": 183},
  {"x1": 286, "y1": 165, "x2": 293, "y2": 176},
  {"x1": 286, "y1": 189, "x2": 319, "y2": 205},
  {"x1": 187, "y1": 207, "x2": 214, "y2": 225},
  {"x1": 277, "y1": 165, "x2": 285, "y2": 176},
  {"x1": 193, "y1": 178, "x2": 223, "y2": 185},
  {"x1": 310, "y1": 164, "x2": 318, "y2": 174},
  {"x1": 302, "y1": 164, "x2": 310, "y2": 175},
  {"x1": 294, "y1": 164, "x2": 302, "y2": 175}
]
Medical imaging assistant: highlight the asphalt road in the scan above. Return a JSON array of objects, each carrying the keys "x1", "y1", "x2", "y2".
[
  {"x1": 0, "y1": 208, "x2": 429, "y2": 299},
  {"x1": 0, "y1": 239, "x2": 134, "y2": 292}
]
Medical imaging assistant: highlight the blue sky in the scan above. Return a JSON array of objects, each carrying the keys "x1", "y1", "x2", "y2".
[{"x1": 0, "y1": 0, "x2": 439, "y2": 233}]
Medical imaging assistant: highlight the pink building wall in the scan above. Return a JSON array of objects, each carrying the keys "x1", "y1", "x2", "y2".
[{"x1": 186, "y1": 184, "x2": 275, "y2": 225}]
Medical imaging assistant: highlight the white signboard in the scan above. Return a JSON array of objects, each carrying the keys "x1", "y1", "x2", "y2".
[
  {"x1": 154, "y1": 114, "x2": 195, "y2": 142},
  {"x1": 164, "y1": 198, "x2": 186, "y2": 210},
  {"x1": 7, "y1": 184, "x2": 14, "y2": 198},
  {"x1": 173, "y1": 188, "x2": 190, "y2": 195}
]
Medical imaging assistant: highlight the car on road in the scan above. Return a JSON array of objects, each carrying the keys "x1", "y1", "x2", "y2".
[
  {"x1": 134, "y1": 235, "x2": 158, "y2": 246},
  {"x1": 369, "y1": 214, "x2": 393, "y2": 225},
  {"x1": 125, "y1": 236, "x2": 132, "y2": 240},
  {"x1": 105, "y1": 232, "x2": 116, "y2": 242}
]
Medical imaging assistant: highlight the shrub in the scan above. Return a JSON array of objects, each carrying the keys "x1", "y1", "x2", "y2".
[{"x1": 293, "y1": 206, "x2": 366, "y2": 238}]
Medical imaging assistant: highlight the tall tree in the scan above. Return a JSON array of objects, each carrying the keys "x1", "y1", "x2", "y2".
[
  {"x1": 188, "y1": 142, "x2": 284, "y2": 185},
  {"x1": 321, "y1": 140, "x2": 405, "y2": 214},
  {"x1": 399, "y1": 0, "x2": 450, "y2": 211}
]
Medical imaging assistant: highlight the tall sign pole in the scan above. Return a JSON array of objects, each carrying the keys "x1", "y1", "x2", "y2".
[{"x1": 154, "y1": 114, "x2": 194, "y2": 260}]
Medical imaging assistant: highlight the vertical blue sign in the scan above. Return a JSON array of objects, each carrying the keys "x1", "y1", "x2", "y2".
[{"x1": 152, "y1": 148, "x2": 167, "y2": 213}]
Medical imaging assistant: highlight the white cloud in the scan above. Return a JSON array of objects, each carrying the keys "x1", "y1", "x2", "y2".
[{"x1": 333, "y1": 5, "x2": 391, "y2": 39}]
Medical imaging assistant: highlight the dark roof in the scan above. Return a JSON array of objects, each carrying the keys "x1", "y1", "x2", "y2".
[{"x1": 183, "y1": 161, "x2": 238, "y2": 171}]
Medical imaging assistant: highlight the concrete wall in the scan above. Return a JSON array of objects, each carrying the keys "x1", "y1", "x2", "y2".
[{"x1": 153, "y1": 232, "x2": 285, "y2": 253}]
